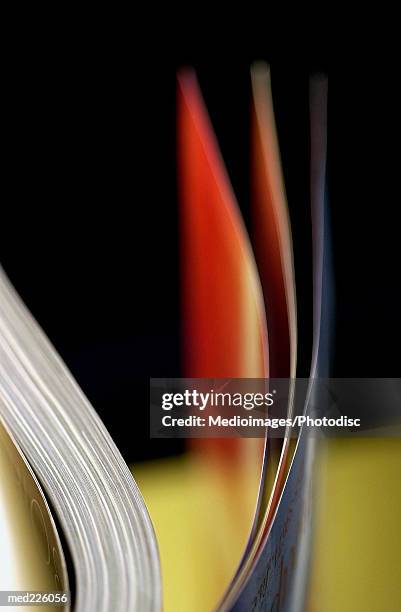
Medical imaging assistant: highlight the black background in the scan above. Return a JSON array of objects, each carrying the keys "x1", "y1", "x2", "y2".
[{"x1": 1, "y1": 38, "x2": 400, "y2": 463}]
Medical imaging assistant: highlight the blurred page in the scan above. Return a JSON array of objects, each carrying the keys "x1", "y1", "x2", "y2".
[{"x1": 0, "y1": 421, "x2": 68, "y2": 611}]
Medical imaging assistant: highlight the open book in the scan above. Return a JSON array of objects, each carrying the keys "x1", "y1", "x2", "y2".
[{"x1": 0, "y1": 63, "x2": 329, "y2": 611}]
